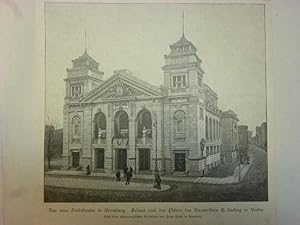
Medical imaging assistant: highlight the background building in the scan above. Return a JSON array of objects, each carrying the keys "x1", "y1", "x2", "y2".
[
  {"x1": 255, "y1": 122, "x2": 267, "y2": 151},
  {"x1": 221, "y1": 110, "x2": 239, "y2": 164},
  {"x1": 238, "y1": 125, "x2": 249, "y2": 163}
]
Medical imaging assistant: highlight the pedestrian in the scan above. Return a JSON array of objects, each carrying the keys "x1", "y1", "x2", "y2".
[
  {"x1": 86, "y1": 165, "x2": 91, "y2": 175},
  {"x1": 123, "y1": 165, "x2": 128, "y2": 177},
  {"x1": 116, "y1": 170, "x2": 121, "y2": 181},
  {"x1": 129, "y1": 166, "x2": 133, "y2": 178},
  {"x1": 155, "y1": 173, "x2": 161, "y2": 190},
  {"x1": 125, "y1": 171, "x2": 131, "y2": 185}
]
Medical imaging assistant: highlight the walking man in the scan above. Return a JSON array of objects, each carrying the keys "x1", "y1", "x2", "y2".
[
  {"x1": 154, "y1": 170, "x2": 161, "y2": 189},
  {"x1": 129, "y1": 166, "x2": 133, "y2": 178},
  {"x1": 123, "y1": 165, "x2": 128, "y2": 177},
  {"x1": 86, "y1": 165, "x2": 91, "y2": 175},
  {"x1": 125, "y1": 171, "x2": 131, "y2": 185},
  {"x1": 116, "y1": 170, "x2": 121, "y2": 181}
]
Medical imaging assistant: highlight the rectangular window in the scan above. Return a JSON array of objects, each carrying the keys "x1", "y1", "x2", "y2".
[
  {"x1": 177, "y1": 120, "x2": 184, "y2": 132},
  {"x1": 182, "y1": 75, "x2": 186, "y2": 87},
  {"x1": 198, "y1": 76, "x2": 202, "y2": 86},
  {"x1": 74, "y1": 124, "x2": 80, "y2": 136},
  {"x1": 206, "y1": 147, "x2": 209, "y2": 156},
  {"x1": 71, "y1": 85, "x2": 82, "y2": 97},
  {"x1": 199, "y1": 108, "x2": 204, "y2": 119},
  {"x1": 172, "y1": 75, "x2": 187, "y2": 89},
  {"x1": 173, "y1": 76, "x2": 176, "y2": 87}
]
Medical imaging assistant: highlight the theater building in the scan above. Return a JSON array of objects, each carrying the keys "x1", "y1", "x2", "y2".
[{"x1": 61, "y1": 33, "x2": 222, "y2": 176}]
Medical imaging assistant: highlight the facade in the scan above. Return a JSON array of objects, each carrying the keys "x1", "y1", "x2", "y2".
[
  {"x1": 61, "y1": 33, "x2": 222, "y2": 176},
  {"x1": 238, "y1": 125, "x2": 249, "y2": 162},
  {"x1": 255, "y1": 122, "x2": 267, "y2": 151},
  {"x1": 221, "y1": 110, "x2": 239, "y2": 164}
]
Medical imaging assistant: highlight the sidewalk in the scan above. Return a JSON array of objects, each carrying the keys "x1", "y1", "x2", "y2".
[
  {"x1": 45, "y1": 175, "x2": 171, "y2": 192},
  {"x1": 46, "y1": 160, "x2": 252, "y2": 185}
]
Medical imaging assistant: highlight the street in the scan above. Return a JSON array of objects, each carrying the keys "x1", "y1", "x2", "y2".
[{"x1": 45, "y1": 145, "x2": 268, "y2": 202}]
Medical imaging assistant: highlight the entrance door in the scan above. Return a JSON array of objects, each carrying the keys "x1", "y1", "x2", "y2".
[
  {"x1": 95, "y1": 148, "x2": 104, "y2": 169},
  {"x1": 175, "y1": 153, "x2": 186, "y2": 172},
  {"x1": 116, "y1": 149, "x2": 127, "y2": 169},
  {"x1": 72, "y1": 152, "x2": 80, "y2": 168},
  {"x1": 139, "y1": 148, "x2": 150, "y2": 171}
]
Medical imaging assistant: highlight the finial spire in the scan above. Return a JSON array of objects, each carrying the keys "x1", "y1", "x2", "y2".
[{"x1": 182, "y1": 10, "x2": 185, "y2": 37}]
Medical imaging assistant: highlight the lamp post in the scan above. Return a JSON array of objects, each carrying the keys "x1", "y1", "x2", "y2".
[
  {"x1": 236, "y1": 145, "x2": 241, "y2": 182},
  {"x1": 153, "y1": 112, "x2": 158, "y2": 172}
]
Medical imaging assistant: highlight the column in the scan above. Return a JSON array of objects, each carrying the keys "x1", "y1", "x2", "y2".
[{"x1": 128, "y1": 117, "x2": 136, "y2": 172}]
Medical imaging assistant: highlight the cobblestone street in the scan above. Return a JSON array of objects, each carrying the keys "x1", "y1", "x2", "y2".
[
  {"x1": 45, "y1": 148, "x2": 254, "y2": 194},
  {"x1": 44, "y1": 146, "x2": 267, "y2": 202},
  {"x1": 45, "y1": 176, "x2": 170, "y2": 192},
  {"x1": 45, "y1": 154, "x2": 252, "y2": 187}
]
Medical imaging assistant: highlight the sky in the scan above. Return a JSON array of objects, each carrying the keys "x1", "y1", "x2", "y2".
[{"x1": 45, "y1": 3, "x2": 266, "y2": 133}]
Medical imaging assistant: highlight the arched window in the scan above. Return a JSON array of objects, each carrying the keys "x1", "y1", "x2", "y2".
[
  {"x1": 219, "y1": 121, "x2": 221, "y2": 139},
  {"x1": 205, "y1": 116, "x2": 208, "y2": 140},
  {"x1": 174, "y1": 110, "x2": 186, "y2": 132},
  {"x1": 209, "y1": 118, "x2": 212, "y2": 141},
  {"x1": 213, "y1": 119, "x2": 216, "y2": 140},
  {"x1": 94, "y1": 112, "x2": 106, "y2": 140},
  {"x1": 215, "y1": 120, "x2": 218, "y2": 140},
  {"x1": 217, "y1": 121, "x2": 220, "y2": 139},
  {"x1": 218, "y1": 121, "x2": 220, "y2": 139},
  {"x1": 137, "y1": 109, "x2": 152, "y2": 138},
  {"x1": 72, "y1": 116, "x2": 81, "y2": 143},
  {"x1": 114, "y1": 110, "x2": 129, "y2": 138}
]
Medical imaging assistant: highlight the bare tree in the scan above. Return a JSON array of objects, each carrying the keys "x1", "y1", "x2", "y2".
[{"x1": 44, "y1": 116, "x2": 62, "y2": 169}]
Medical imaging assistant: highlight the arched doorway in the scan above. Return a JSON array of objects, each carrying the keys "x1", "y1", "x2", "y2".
[
  {"x1": 94, "y1": 112, "x2": 106, "y2": 143},
  {"x1": 114, "y1": 110, "x2": 129, "y2": 170},
  {"x1": 136, "y1": 109, "x2": 152, "y2": 138},
  {"x1": 114, "y1": 110, "x2": 129, "y2": 138}
]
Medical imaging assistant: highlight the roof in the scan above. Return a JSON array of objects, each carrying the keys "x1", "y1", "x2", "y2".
[
  {"x1": 113, "y1": 69, "x2": 162, "y2": 94},
  {"x1": 72, "y1": 50, "x2": 98, "y2": 64},
  {"x1": 80, "y1": 69, "x2": 163, "y2": 103},
  {"x1": 170, "y1": 34, "x2": 196, "y2": 50},
  {"x1": 203, "y1": 83, "x2": 218, "y2": 98},
  {"x1": 222, "y1": 110, "x2": 239, "y2": 121}
]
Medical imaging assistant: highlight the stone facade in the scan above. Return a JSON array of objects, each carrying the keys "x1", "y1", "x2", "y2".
[
  {"x1": 221, "y1": 110, "x2": 239, "y2": 163},
  {"x1": 238, "y1": 125, "x2": 249, "y2": 162},
  {"x1": 62, "y1": 33, "x2": 223, "y2": 176},
  {"x1": 255, "y1": 122, "x2": 267, "y2": 151}
]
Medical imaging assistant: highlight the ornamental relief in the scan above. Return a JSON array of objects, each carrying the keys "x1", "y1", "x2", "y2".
[{"x1": 101, "y1": 79, "x2": 150, "y2": 99}]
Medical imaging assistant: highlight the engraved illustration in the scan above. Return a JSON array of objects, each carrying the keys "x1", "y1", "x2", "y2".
[{"x1": 44, "y1": 3, "x2": 268, "y2": 202}]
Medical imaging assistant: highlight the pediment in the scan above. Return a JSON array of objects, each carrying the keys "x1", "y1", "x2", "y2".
[
  {"x1": 101, "y1": 79, "x2": 152, "y2": 99},
  {"x1": 81, "y1": 74, "x2": 162, "y2": 103}
]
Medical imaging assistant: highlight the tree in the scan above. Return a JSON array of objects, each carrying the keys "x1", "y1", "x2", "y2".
[{"x1": 44, "y1": 117, "x2": 62, "y2": 169}]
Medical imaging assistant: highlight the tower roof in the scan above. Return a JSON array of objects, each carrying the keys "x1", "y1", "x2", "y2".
[
  {"x1": 69, "y1": 50, "x2": 101, "y2": 73},
  {"x1": 169, "y1": 34, "x2": 197, "y2": 52},
  {"x1": 72, "y1": 50, "x2": 98, "y2": 65},
  {"x1": 171, "y1": 34, "x2": 193, "y2": 46}
]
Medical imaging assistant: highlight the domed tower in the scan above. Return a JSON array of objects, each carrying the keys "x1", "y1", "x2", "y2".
[
  {"x1": 64, "y1": 49, "x2": 104, "y2": 103},
  {"x1": 162, "y1": 32, "x2": 205, "y2": 98},
  {"x1": 162, "y1": 15, "x2": 210, "y2": 176}
]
